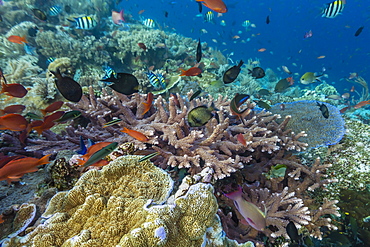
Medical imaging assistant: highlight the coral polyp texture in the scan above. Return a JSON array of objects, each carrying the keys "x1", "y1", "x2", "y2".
[
  {"x1": 3, "y1": 156, "x2": 253, "y2": 247},
  {"x1": 269, "y1": 100, "x2": 346, "y2": 149}
]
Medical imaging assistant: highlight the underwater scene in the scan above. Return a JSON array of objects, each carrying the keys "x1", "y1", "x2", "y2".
[{"x1": 0, "y1": 0, "x2": 369, "y2": 246}]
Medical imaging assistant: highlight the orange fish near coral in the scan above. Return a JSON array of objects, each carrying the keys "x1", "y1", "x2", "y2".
[
  {"x1": 40, "y1": 101, "x2": 64, "y2": 115},
  {"x1": 142, "y1": 92, "x2": 153, "y2": 115},
  {"x1": 76, "y1": 142, "x2": 113, "y2": 167},
  {"x1": 0, "y1": 81, "x2": 28, "y2": 98},
  {"x1": 32, "y1": 111, "x2": 64, "y2": 135},
  {"x1": 196, "y1": 0, "x2": 227, "y2": 13},
  {"x1": 354, "y1": 100, "x2": 370, "y2": 109},
  {"x1": 179, "y1": 67, "x2": 202, "y2": 76},
  {"x1": 138, "y1": 43, "x2": 147, "y2": 51},
  {"x1": 0, "y1": 114, "x2": 28, "y2": 131},
  {"x1": 0, "y1": 154, "x2": 50, "y2": 184},
  {"x1": 0, "y1": 105, "x2": 26, "y2": 116},
  {"x1": 121, "y1": 127, "x2": 149, "y2": 142},
  {"x1": 7, "y1": 35, "x2": 27, "y2": 44},
  {"x1": 237, "y1": 133, "x2": 247, "y2": 146}
]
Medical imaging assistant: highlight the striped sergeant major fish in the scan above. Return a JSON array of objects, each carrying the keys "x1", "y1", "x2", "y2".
[
  {"x1": 48, "y1": 5, "x2": 62, "y2": 16},
  {"x1": 70, "y1": 16, "x2": 98, "y2": 30},
  {"x1": 143, "y1": 18, "x2": 155, "y2": 28},
  {"x1": 322, "y1": 0, "x2": 345, "y2": 18},
  {"x1": 146, "y1": 71, "x2": 166, "y2": 89}
]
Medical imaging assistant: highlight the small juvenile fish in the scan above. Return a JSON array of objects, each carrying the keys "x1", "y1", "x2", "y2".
[{"x1": 103, "y1": 119, "x2": 122, "y2": 128}]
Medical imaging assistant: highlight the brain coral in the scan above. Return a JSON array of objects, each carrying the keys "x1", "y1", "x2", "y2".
[
  {"x1": 269, "y1": 100, "x2": 345, "y2": 148},
  {"x1": 4, "y1": 156, "x2": 251, "y2": 247}
]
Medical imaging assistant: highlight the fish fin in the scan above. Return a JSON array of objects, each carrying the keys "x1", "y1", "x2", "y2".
[{"x1": 224, "y1": 186, "x2": 243, "y2": 200}]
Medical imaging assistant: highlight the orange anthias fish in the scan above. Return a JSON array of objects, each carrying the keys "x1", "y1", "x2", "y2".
[
  {"x1": 179, "y1": 67, "x2": 202, "y2": 76},
  {"x1": 237, "y1": 133, "x2": 247, "y2": 146},
  {"x1": 40, "y1": 101, "x2": 64, "y2": 115},
  {"x1": 142, "y1": 92, "x2": 154, "y2": 115},
  {"x1": 0, "y1": 104, "x2": 26, "y2": 116},
  {"x1": 138, "y1": 43, "x2": 147, "y2": 51},
  {"x1": 7, "y1": 35, "x2": 27, "y2": 44},
  {"x1": 196, "y1": 0, "x2": 227, "y2": 13},
  {"x1": 0, "y1": 154, "x2": 50, "y2": 184},
  {"x1": 0, "y1": 114, "x2": 28, "y2": 131},
  {"x1": 76, "y1": 142, "x2": 113, "y2": 167},
  {"x1": 354, "y1": 100, "x2": 370, "y2": 109},
  {"x1": 121, "y1": 127, "x2": 149, "y2": 142},
  {"x1": 0, "y1": 81, "x2": 28, "y2": 98},
  {"x1": 32, "y1": 111, "x2": 64, "y2": 135}
]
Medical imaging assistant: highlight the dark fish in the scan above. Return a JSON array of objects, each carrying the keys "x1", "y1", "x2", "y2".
[
  {"x1": 274, "y1": 78, "x2": 291, "y2": 92},
  {"x1": 187, "y1": 103, "x2": 217, "y2": 127},
  {"x1": 286, "y1": 221, "x2": 300, "y2": 242},
  {"x1": 82, "y1": 142, "x2": 118, "y2": 168},
  {"x1": 164, "y1": 11, "x2": 168, "y2": 18},
  {"x1": 64, "y1": 5, "x2": 71, "y2": 14},
  {"x1": 354, "y1": 26, "x2": 364, "y2": 37},
  {"x1": 255, "y1": 100, "x2": 271, "y2": 110},
  {"x1": 32, "y1": 8, "x2": 47, "y2": 21},
  {"x1": 198, "y1": 1, "x2": 202, "y2": 13},
  {"x1": 266, "y1": 15, "x2": 270, "y2": 24},
  {"x1": 56, "y1": 110, "x2": 81, "y2": 122},
  {"x1": 196, "y1": 38, "x2": 202, "y2": 63},
  {"x1": 138, "y1": 152, "x2": 159, "y2": 162},
  {"x1": 248, "y1": 67, "x2": 265, "y2": 79},
  {"x1": 50, "y1": 69, "x2": 82, "y2": 102},
  {"x1": 317, "y1": 102, "x2": 329, "y2": 119},
  {"x1": 101, "y1": 73, "x2": 139, "y2": 95},
  {"x1": 223, "y1": 60, "x2": 244, "y2": 84},
  {"x1": 257, "y1": 89, "x2": 270, "y2": 96},
  {"x1": 189, "y1": 89, "x2": 202, "y2": 101}
]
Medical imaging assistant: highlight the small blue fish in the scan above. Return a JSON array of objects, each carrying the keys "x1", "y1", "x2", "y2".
[
  {"x1": 77, "y1": 136, "x2": 96, "y2": 155},
  {"x1": 24, "y1": 43, "x2": 37, "y2": 56},
  {"x1": 102, "y1": 66, "x2": 117, "y2": 80}
]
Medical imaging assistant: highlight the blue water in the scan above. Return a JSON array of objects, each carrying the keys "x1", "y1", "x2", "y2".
[{"x1": 121, "y1": 0, "x2": 369, "y2": 94}]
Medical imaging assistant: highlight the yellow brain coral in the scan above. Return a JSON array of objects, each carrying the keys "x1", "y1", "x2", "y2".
[{"x1": 4, "y1": 156, "x2": 252, "y2": 247}]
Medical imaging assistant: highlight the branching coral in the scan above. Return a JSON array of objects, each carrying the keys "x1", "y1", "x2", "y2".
[{"x1": 24, "y1": 87, "x2": 308, "y2": 180}]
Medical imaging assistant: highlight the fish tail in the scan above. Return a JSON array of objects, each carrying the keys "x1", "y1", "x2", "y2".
[{"x1": 37, "y1": 154, "x2": 51, "y2": 166}]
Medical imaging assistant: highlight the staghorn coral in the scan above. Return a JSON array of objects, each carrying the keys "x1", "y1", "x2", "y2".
[
  {"x1": 25, "y1": 87, "x2": 309, "y2": 180},
  {"x1": 218, "y1": 151, "x2": 340, "y2": 242},
  {"x1": 3, "y1": 55, "x2": 42, "y2": 84},
  {"x1": 4, "y1": 156, "x2": 253, "y2": 247}
]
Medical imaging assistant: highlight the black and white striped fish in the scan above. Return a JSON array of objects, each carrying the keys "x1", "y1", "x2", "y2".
[
  {"x1": 71, "y1": 16, "x2": 98, "y2": 30},
  {"x1": 322, "y1": 0, "x2": 345, "y2": 18}
]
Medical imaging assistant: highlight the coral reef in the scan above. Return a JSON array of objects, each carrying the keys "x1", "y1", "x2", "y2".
[
  {"x1": 268, "y1": 100, "x2": 346, "y2": 149},
  {"x1": 4, "y1": 156, "x2": 253, "y2": 247},
  {"x1": 324, "y1": 119, "x2": 370, "y2": 192},
  {"x1": 24, "y1": 87, "x2": 310, "y2": 180}
]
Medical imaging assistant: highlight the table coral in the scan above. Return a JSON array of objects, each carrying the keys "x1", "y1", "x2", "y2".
[
  {"x1": 4, "y1": 156, "x2": 253, "y2": 247},
  {"x1": 269, "y1": 100, "x2": 346, "y2": 149}
]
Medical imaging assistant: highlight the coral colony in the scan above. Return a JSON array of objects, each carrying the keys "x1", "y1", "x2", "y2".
[{"x1": 0, "y1": 0, "x2": 370, "y2": 246}]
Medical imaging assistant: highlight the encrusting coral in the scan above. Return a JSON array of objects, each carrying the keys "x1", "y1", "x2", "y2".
[{"x1": 3, "y1": 156, "x2": 253, "y2": 247}]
